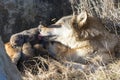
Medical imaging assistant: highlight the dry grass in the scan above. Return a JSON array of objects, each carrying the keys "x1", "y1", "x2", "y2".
[
  {"x1": 22, "y1": 0, "x2": 120, "y2": 80},
  {"x1": 21, "y1": 57, "x2": 87, "y2": 80},
  {"x1": 21, "y1": 57, "x2": 120, "y2": 80}
]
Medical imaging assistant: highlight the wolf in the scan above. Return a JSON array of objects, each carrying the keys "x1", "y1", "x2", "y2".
[
  {"x1": 4, "y1": 42, "x2": 51, "y2": 65},
  {"x1": 39, "y1": 11, "x2": 119, "y2": 65}
]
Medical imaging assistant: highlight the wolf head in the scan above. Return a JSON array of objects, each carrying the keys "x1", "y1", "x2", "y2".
[{"x1": 39, "y1": 11, "x2": 104, "y2": 48}]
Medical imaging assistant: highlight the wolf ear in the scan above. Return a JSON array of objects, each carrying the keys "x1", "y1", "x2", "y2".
[{"x1": 77, "y1": 11, "x2": 88, "y2": 26}]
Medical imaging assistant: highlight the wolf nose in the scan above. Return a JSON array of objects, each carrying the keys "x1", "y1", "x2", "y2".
[
  {"x1": 38, "y1": 24, "x2": 44, "y2": 29},
  {"x1": 38, "y1": 25, "x2": 42, "y2": 32},
  {"x1": 39, "y1": 29, "x2": 41, "y2": 32},
  {"x1": 38, "y1": 24, "x2": 44, "y2": 32}
]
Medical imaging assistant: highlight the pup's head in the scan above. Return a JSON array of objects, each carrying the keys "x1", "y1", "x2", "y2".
[{"x1": 10, "y1": 34, "x2": 24, "y2": 47}]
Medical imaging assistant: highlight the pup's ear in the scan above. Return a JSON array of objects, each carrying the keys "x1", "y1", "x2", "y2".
[{"x1": 77, "y1": 11, "x2": 88, "y2": 26}]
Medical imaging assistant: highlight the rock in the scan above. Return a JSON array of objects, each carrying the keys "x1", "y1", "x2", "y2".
[
  {"x1": 0, "y1": 0, "x2": 72, "y2": 42},
  {"x1": 0, "y1": 36, "x2": 22, "y2": 80}
]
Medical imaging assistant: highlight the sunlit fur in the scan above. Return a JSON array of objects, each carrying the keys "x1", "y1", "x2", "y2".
[
  {"x1": 4, "y1": 42, "x2": 21, "y2": 64},
  {"x1": 5, "y1": 42, "x2": 50, "y2": 65}
]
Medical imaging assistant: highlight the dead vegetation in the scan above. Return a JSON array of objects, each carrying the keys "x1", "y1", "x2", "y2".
[
  {"x1": 22, "y1": 57, "x2": 120, "y2": 80},
  {"x1": 22, "y1": 0, "x2": 120, "y2": 80}
]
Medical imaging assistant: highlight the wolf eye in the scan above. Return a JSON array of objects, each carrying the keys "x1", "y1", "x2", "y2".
[
  {"x1": 72, "y1": 22, "x2": 77, "y2": 27},
  {"x1": 12, "y1": 45, "x2": 17, "y2": 48}
]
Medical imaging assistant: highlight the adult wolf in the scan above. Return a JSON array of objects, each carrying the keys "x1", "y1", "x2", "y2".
[{"x1": 39, "y1": 11, "x2": 119, "y2": 65}]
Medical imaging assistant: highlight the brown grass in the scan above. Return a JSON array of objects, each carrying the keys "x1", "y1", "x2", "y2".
[
  {"x1": 22, "y1": 57, "x2": 120, "y2": 80},
  {"x1": 22, "y1": 57, "x2": 87, "y2": 80},
  {"x1": 22, "y1": 0, "x2": 120, "y2": 80}
]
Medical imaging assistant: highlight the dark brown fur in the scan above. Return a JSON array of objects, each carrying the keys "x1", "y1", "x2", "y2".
[{"x1": 10, "y1": 27, "x2": 40, "y2": 47}]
